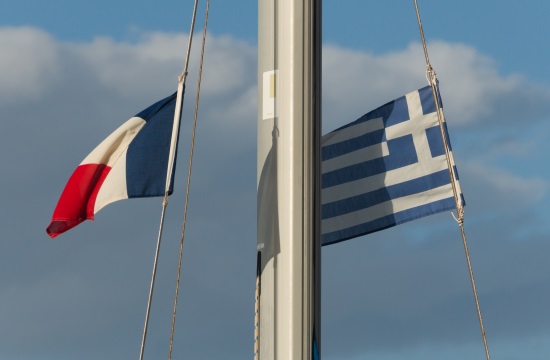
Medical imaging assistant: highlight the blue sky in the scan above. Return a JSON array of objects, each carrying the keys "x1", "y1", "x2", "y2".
[{"x1": 1, "y1": 1, "x2": 550, "y2": 359}]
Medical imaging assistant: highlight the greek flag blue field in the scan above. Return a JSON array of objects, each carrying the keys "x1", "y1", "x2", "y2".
[{"x1": 321, "y1": 86, "x2": 464, "y2": 246}]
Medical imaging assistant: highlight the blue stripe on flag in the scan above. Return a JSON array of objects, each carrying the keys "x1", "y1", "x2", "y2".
[
  {"x1": 322, "y1": 169, "x2": 450, "y2": 219},
  {"x1": 322, "y1": 197, "x2": 456, "y2": 246},
  {"x1": 322, "y1": 128, "x2": 385, "y2": 161},
  {"x1": 126, "y1": 92, "x2": 181, "y2": 198},
  {"x1": 321, "y1": 86, "x2": 464, "y2": 246},
  {"x1": 426, "y1": 126, "x2": 445, "y2": 157},
  {"x1": 419, "y1": 85, "x2": 443, "y2": 114},
  {"x1": 333, "y1": 94, "x2": 410, "y2": 133},
  {"x1": 322, "y1": 135, "x2": 417, "y2": 188}
]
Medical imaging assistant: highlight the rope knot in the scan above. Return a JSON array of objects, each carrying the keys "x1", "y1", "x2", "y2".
[
  {"x1": 451, "y1": 207, "x2": 465, "y2": 225},
  {"x1": 425, "y1": 65, "x2": 438, "y2": 87}
]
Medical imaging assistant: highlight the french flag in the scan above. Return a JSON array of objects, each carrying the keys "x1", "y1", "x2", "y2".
[{"x1": 47, "y1": 92, "x2": 182, "y2": 238}]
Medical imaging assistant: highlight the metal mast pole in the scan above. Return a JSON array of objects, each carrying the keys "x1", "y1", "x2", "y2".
[{"x1": 257, "y1": 0, "x2": 322, "y2": 359}]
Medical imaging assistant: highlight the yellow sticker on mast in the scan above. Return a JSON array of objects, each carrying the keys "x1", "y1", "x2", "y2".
[{"x1": 262, "y1": 70, "x2": 278, "y2": 120}]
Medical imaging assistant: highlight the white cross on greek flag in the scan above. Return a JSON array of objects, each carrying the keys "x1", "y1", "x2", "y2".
[{"x1": 321, "y1": 86, "x2": 464, "y2": 246}]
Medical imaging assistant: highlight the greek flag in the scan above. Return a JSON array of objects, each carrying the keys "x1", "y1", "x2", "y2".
[{"x1": 321, "y1": 86, "x2": 464, "y2": 246}]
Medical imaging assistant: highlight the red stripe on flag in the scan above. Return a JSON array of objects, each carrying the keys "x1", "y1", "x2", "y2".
[{"x1": 46, "y1": 164, "x2": 111, "y2": 238}]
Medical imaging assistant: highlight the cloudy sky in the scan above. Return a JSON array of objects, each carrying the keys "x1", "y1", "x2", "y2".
[{"x1": 2, "y1": 1, "x2": 550, "y2": 359}]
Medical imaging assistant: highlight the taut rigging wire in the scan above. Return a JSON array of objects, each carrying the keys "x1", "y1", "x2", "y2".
[
  {"x1": 413, "y1": 1, "x2": 491, "y2": 359},
  {"x1": 138, "y1": 1, "x2": 200, "y2": 359},
  {"x1": 168, "y1": 1, "x2": 210, "y2": 359}
]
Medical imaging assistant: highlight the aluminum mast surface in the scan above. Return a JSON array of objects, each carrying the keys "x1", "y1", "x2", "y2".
[{"x1": 257, "y1": 1, "x2": 321, "y2": 359}]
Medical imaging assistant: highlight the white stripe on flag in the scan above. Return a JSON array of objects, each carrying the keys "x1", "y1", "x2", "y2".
[
  {"x1": 94, "y1": 150, "x2": 129, "y2": 213},
  {"x1": 81, "y1": 117, "x2": 146, "y2": 166},
  {"x1": 322, "y1": 183, "x2": 453, "y2": 234},
  {"x1": 322, "y1": 155, "x2": 448, "y2": 204},
  {"x1": 322, "y1": 142, "x2": 389, "y2": 174},
  {"x1": 320, "y1": 86, "x2": 464, "y2": 244},
  {"x1": 322, "y1": 117, "x2": 384, "y2": 146}
]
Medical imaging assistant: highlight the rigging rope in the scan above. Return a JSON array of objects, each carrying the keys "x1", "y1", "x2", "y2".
[
  {"x1": 139, "y1": 1, "x2": 200, "y2": 360},
  {"x1": 167, "y1": 1, "x2": 210, "y2": 359},
  {"x1": 254, "y1": 251, "x2": 261, "y2": 360},
  {"x1": 413, "y1": 2, "x2": 491, "y2": 360}
]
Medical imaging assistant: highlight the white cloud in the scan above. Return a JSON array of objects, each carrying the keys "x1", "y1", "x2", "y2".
[
  {"x1": 426, "y1": 41, "x2": 521, "y2": 123},
  {"x1": 0, "y1": 27, "x2": 258, "y2": 107},
  {"x1": 201, "y1": 34, "x2": 257, "y2": 94},
  {"x1": 3, "y1": 27, "x2": 548, "y2": 133},
  {"x1": 463, "y1": 162, "x2": 549, "y2": 206},
  {"x1": 2, "y1": 26, "x2": 550, "y2": 360},
  {"x1": 69, "y1": 31, "x2": 257, "y2": 97},
  {"x1": 0, "y1": 27, "x2": 62, "y2": 104},
  {"x1": 70, "y1": 33, "x2": 185, "y2": 96},
  {"x1": 322, "y1": 41, "x2": 550, "y2": 131}
]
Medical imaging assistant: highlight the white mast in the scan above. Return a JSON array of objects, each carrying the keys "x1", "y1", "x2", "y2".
[{"x1": 257, "y1": 1, "x2": 321, "y2": 359}]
